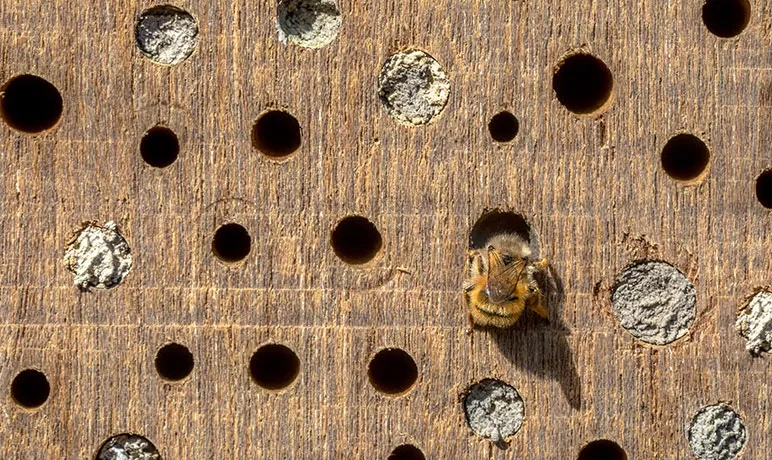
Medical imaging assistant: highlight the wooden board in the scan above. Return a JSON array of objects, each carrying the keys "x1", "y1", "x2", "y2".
[{"x1": 0, "y1": 0, "x2": 770, "y2": 458}]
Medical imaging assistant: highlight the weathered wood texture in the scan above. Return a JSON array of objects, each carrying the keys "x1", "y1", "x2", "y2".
[{"x1": 0, "y1": 0, "x2": 771, "y2": 458}]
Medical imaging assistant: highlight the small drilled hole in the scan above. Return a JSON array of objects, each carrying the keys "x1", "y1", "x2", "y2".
[
  {"x1": 488, "y1": 111, "x2": 519, "y2": 142},
  {"x1": 702, "y1": 0, "x2": 751, "y2": 38},
  {"x1": 155, "y1": 343, "x2": 194, "y2": 381},
  {"x1": 660, "y1": 133, "x2": 710, "y2": 182},
  {"x1": 1, "y1": 75, "x2": 63, "y2": 133},
  {"x1": 96, "y1": 434, "x2": 160, "y2": 460},
  {"x1": 140, "y1": 126, "x2": 179, "y2": 168},
  {"x1": 330, "y1": 215, "x2": 383, "y2": 265},
  {"x1": 212, "y1": 223, "x2": 251, "y2": 263},
  {"x1": 11, "y1": 369, "x2": 50, "y2": 409},
  {"x1": 553, "y1": 53, "x2": 613, "y2": 114},
  {"x1": 250, "y1": 344, "x2": 300, "y2": 390},
  {"x1": 577, "y1": 439, "x2": 628, "y2": 460},
  {"x1": 756, "y1": 170, "x2": 772, "y2": 209},
  {"x1": 368, "y1": 348, "x2": 418, "y2": 395},
  {"x1": 252, "y1": 110, "x2": 301, "y2": 158},
  {"x1": 388, "y1": 444, "x2": 426, "y2": 460}
]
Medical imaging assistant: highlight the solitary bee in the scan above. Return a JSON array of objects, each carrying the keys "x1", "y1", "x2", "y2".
[{"x1": 463, "y1": 233, "x2": 549, "y2": 331}]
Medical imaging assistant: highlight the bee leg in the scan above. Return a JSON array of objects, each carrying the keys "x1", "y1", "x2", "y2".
[
  {"x1": 529, "y1": 294, "x2": 549, "y2": 319},
  {"x1": 534, "y1": 258, "x2": 549, "y2": 271},
  {"x1": 465, "y1": 312, "x2": 476, "y2": 336}
]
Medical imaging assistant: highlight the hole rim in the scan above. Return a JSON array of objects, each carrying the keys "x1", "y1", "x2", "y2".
[
  {"x1": 388, "y1": 443, "x2": 426, "y2": 460},
  {"x1": 211, "y1": 222, "x2": 252, "y2": 265},
  {"x1": 249, "y1": 343, "x2": 302, "y2": 392},
  {"x1": 488, "y1": 110, "x2": 520, "y2": 143},
  {"x1": 330, "y1": 214, "x2": 384, "y2": 266},
  {"x1": 576, "y1": 439, "x2": 629, "y2": 460},
  {"x1": 0, "y1": 74, "x2": 64, "y2": 134},
  {"x1": 755, "y1": 169, "x2": 772, "y2": 209},
  {"x1": 10, "y1": 368, "x2": 51, "y2": 410},
  {"x1": 154, "y1": 342, "x2": 195, "y2": 382},
  {"x1": 251, "y1": 109, "x2": 303, "y2": 161},
  {"x1": 702, "y1": 0, "x2": 752, "y2": 38},
  {"x1": 140, "y1": 124, "x2": 180, "y2": 168},
  {"x1": 367, "y1": 347, "x2": 419, "y2": 397},
  {"x1": 552, "y1": 51, "x2": 614, "y2": 116},
  {"x1": 660, "y1": 132, "x2": 711, "y2": 184}
]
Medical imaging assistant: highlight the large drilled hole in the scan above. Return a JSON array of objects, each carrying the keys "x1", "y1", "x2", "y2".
[
  {"x1": 135, "y1": 5, "x2": 199, "y2": 66},
  {"x1": 469, "y1": 210, "x2": 532, "y2": 250},
  {"x1": 660, "y1": 133, "x2": 710, "y2": 182},
  {"x1": 388, "y1": 444, "x2": 426, "y2": 460},
  {"x1": 11, "y1": 369, "x2": 50, "y2": 409},
  {"x1": 577, "y1": 439, "x2": 628, "y2": 460},
  {"x1": 96, "y1": 434, "x2": 160, "y2": 460},
  {"x1": 212, "y1": 223, "x2": 251, "y2": 264},
  {"x1": 155, "y1": 342, "x2": 194, "y2": 381},
  {"x1": 553, "y1": 53, "x2": 613, "y2": 115},
  {"x1": 755, "y1": 170, "x2": 772, "y2": 209},
  {"x1": 702, "y1": 0, "x2": 751, "y2": 38},
  {"x1": 330, "y1": 215, "x2": 383, "y2": 265},
  {"x1": 488, "y1": 111, "x2": 519, "y2": 143},
  {"x1": 140, "y1": 125, "x2": 179, "y2": 168},
  {"x1": 1, "y1": 74, "x2": 63, "y2": 133},
  {"x1": 252, "y1": 110, "x2": 301, "y2": 159},
  {"x1": 250, "y1": 344, "x2": 300, "y2": 390},
  {"x1": 368, "y1": 348, "x2": 418, "y2": 396}
]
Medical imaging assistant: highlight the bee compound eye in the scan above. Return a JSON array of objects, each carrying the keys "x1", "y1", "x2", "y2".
[{"x1": 487, "y1": 245, "x2": 495, "y2": 251}]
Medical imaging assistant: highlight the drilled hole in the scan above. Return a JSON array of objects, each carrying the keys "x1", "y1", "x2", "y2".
[
  {"x1": 388, "y1": 444, "x2": 425, "y2": 460},
  {"x1": 96, "y1": 434, "x2": 161, "y2": 460},
  {"x1": 277, "y1": 0, "x2": 342, "y2": 48},
  {"x1": 688, "y1": 404, "x2": 746, "y2": 460},
  {"x1": 368, "y1": 348, "x2": 418, "y2": 395},
  {"x1": 488, "y1": 111, "x2": 519, "y2": 143},
  {"x1": 252, "y1": 110, "x2": 302, "y2": 158},
  {"x1": 135, "y1": 5, "x2": 199, "y2": 66},
  {"x1": 660, "y1": 133, "x2": 710, "y2": 182},
  {"x1": 577, "y1": 439, "x2": 628, "y2": 460},
  {"x1": 1, "y1": 74, "x2": 63, "y2": 133},
  {"x1": 702, "y1": 0, "x2": 751, "y2": 38},
  {"x1": 212, "y1": 223, "x2": 251, "y2": 264},
  {"x1": 250, "y1": 344, "x2": 300, "y2": 390},
  {"x1": 755, "y1": 170, "x2": 772, "y2": 209},
  {"x1": 155, "y1": 343, "x2": 194, "y2": 381},
  {"x1": 469, "y1": 210, "x2": 531, "y2": 250},
  {"x1": 330, "y1": 215, "x2": 383, "y2": 265},
  {"x1": 553, "y1": 53, "x2": 613, "y2": 115},
  {"x1": 140, "y1": 125, "x2": 179, "y2": 168},
  {"x1": 11, "y1": 369, "x2": 50, "y2": 409}
]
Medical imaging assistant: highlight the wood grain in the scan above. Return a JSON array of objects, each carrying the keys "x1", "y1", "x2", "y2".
[{"x1": 0, "y1": 0, "x2": 770, "y2": 458}]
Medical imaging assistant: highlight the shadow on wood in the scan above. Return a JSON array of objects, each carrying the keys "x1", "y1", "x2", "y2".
[{"x1": 489, "y1": 266, "x2": 582, "y2": 410}]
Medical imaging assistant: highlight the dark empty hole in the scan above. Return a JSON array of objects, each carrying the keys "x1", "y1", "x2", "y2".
[
  {"x1": 577, "y1": 439, "x2": 628, "y2": 460},
  {"x1": 140, "y1": 125, "x2": 179, "y2": 168},
  {"x1": 368, "y1": 348, "x2": 418, "y2": 395},
  {"x1": 388, "y1": 444, "x2": 426, "y2": 460},
  {"x1": 469, "y1": 210, "x2": 531, "y2": 250},
  {"x1": 488, "y1": 111, "x2": 519, "y2": 142},
  {"x1": 553, "y1": 54, "x2": 613, "y2": 114},
  {"x1": 660, "y1": 133, "x2": 710, "y2": 181},
  {"x1": 155, "y1": 343, "x2": 194, "y2": 381},
  {"x1": 11, "y1": 369, "x2": 50, "y2": 409},
  {"x1": 702, "y1": 0, "x2": 751, "y2": 38},
  {"x1": 250, "y1": 344, "x2": 300, "y2": 390},
  {"x1": 756, "y1": 170, "x2": 772, "y2": 208},
  {"x1": 252, "y1": 110, "x2": 301, "y2": 158},
  {"x1": 212, "y1": 223, "x2": 251, "y2": 263},
  {"x1": 330, "y1": 215, "x2": 383, "y2": 265},
  {"x1": 1, "y1": 74, "x2": 63, "y2": 133}
]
